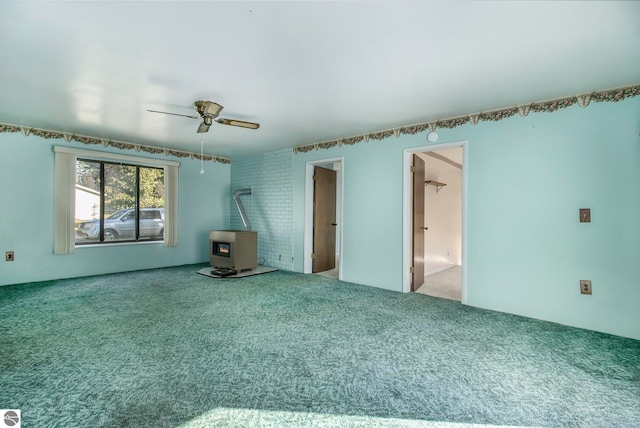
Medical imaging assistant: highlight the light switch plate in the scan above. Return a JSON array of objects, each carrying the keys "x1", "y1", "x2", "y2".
[
  {"x1": 580, "y1": 280, "x2": 592, "y2": 295},
  {"x1": 580, "y1": 208, "x2": 590, "y2": 223}
]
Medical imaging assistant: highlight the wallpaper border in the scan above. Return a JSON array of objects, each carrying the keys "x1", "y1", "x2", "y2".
[
  {"x1": 293, "y1": 84, "x2": 640, "y2": 154},
  {"x1": 0, "y1": 123, "x2": 231, "y2": 165}
]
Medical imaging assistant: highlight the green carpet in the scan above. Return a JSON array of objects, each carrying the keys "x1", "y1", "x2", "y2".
[{"x1": 1, "y1": 264, "x2": 639, "y2": 427}]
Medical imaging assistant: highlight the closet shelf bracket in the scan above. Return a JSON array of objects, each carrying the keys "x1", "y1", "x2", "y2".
[{"x1": 425, "y1": 180, "x2": 447, "y2": 193}]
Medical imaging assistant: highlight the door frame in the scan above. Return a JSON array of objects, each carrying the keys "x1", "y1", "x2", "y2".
[
  {"x1": 304, "y1": 156, "x2": 344, "y2": 278},
  {"x1": 402, "y1": 140, "x2": 468, "y2": 303}
]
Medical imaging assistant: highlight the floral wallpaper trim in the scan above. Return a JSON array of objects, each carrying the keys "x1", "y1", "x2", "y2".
[
  {"x1": 293, "y1": 84, "x2": 640, "y2": 154},
  {"x1": 0, "y1": 123, "x2": 231, "y2": 165}
]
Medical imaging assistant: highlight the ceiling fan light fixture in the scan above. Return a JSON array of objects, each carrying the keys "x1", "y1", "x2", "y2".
[{"x1": 197, "y1": 119, "x2": 211, "y2": 133}]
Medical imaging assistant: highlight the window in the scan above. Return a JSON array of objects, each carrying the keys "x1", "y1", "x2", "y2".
[
  {"x1": 75, "y1": 159, "x2": 165, "y2": 244},
  {"x1": 54, "y1": 146, "x2": 179, "y2": 254}
]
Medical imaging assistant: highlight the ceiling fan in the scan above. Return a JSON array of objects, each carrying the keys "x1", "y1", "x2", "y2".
[{"x1": 147, "y1": 101, "x2": 260, "y2": 133}]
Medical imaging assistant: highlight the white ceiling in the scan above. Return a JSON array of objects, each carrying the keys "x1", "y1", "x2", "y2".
[{"x1": 1, "y1": 1, "x2": 639, "y2": 159}]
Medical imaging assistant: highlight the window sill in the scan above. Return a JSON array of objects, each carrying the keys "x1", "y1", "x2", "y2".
[{"x1": 75, "y1": 240, "x2": 164, "y2": 249}]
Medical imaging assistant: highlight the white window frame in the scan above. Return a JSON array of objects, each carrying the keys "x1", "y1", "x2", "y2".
[{"x1": 53, "y1": 146, "x2": 180, "y2": 254}]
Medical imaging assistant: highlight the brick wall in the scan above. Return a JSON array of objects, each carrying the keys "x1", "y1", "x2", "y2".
[{"x1": 230, "y1": 149, "x2": 294, "y2": 270}]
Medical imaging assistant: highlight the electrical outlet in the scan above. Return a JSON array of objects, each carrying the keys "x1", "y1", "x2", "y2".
[
  {"x1": 6, "y1": 251, "x2": 15, "y2": 262},
  {"x1": 580, "y1": 280, "x2": 592, "y2": 295}
]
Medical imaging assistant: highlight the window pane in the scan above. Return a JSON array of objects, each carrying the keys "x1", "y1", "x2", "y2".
[
  {"x1": 73, "y1": 159, "x2": 167, "y2": 245},
  {"x1": 104, "y1": 164, "x2": 136, "y2": 241},
  {"x1": 67, "y1": 147, "x2": 178, "y2": 249},
  {"x1": 75, "y1": 160, "x2": 101, "y2": 244},
  {"x1": 139, "y1": 167, "x2": 165, "y2": 240}
]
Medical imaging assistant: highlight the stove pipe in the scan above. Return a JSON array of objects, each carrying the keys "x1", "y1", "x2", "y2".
[{"x1": 233, "y1": 188, "x2": 252, "y2": 231}]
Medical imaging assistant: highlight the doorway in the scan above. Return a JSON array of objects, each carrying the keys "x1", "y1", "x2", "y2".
[
  {"x1": 312, "y1": 165, "x2": 337, "y2": 273},
  {"x1": 403, "y1": 141, "x2": 467, "y2": 303},
  {"x1": 416, "y1": 147, "x2": 463, "y2": 300},
  {"x1": 304, "y1": 157, "x2": 343, "y2": 279}
]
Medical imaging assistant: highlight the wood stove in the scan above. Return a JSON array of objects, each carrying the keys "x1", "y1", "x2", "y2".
[{"x1": 209, "y1": 230, "x2": 257, "y2": 272}]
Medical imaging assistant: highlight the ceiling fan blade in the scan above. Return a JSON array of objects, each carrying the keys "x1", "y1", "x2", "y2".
[
  {"x1": 216, "y1": 118, "x2": 260, "y2": 129},
  {"x1": 147, "y1": 109, "x2": 199, "y2": 120}
]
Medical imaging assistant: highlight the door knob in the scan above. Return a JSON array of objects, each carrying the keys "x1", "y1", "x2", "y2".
[{"x1": 332, "y1": 223, "x2": 338, "y2": 226}]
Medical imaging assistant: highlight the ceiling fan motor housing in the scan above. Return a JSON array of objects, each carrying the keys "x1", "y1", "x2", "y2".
[{"x1": 195, "y1": 101, "x2": 223, "y2": 118}]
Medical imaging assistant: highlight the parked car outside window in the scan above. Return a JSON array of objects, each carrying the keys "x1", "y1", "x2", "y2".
[{"x1": 76, "y1": 208, "x2": 164, "y2": 242}]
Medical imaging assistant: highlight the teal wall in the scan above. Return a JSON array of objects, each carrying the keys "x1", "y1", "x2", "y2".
[
  {"x1": 0, "y1": 134, "x2": 230, "y2": 286},
  {"x1": 290, "y1": 97, "x2": 640, "y2": 340},
  {"x1": 293, "y1": 141, "x2": 405, "y2": 289},
  {"x1": 463, "y1": 99, "x2": 640, "y2": 340},
  {"x1": 230, "y1": 149, "x2": 294, "y2": 270},
  {"x1": 4, "y1": 95, "x2": 638, "y2": 340}
]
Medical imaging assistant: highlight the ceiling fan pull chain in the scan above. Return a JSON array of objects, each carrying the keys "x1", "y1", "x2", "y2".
[{"x1": 200, "y1": 134, "x2": 205, "y2": 174}]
